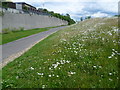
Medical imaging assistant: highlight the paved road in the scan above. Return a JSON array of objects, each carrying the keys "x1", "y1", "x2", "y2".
[{"x1": 0, "y1": 26, "x2": 67, "y2": 64}]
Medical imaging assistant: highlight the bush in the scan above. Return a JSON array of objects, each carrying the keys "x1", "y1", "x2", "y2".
[
  {"x1": 19, "y1": 27, "x2": 24, "y2": 31},
  {"x1": 2, "y1": 28, "x2": 12, "y2": 34},
  {"x1": 2, "y1": 27, "x2": 25, "y2": 34},
  {"x1": 11, "y1": 28, "x2": 18, "y2": 32},
  {"x1": 0, "y1": 11, "x2": 4, "y2": 16}
]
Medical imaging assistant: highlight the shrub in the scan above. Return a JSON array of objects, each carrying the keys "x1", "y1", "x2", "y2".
[
  {"x1": 2, "y1": 27, "x2": 25, "y2": 34},
  {"x1": 19, "y1": 27, "x2": 24, "y2": 31},
  {"x1": 2, "y1": 28, "x2": 12, "y2": 34},
  {"x1": 0, "y1": 11, "x2": 4, "y2": 16},
  {"x1": 12, "y1": 27, "x2": 24, "y2": 32}
]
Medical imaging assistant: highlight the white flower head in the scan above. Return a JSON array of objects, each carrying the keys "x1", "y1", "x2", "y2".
[
  {"x1": 42, "y1": 85, "x2": 46, "y2": 88},
  {"x1": 93, "y1": 66, "x2": 97, "y2": 68},
  {"x1": 56, "y1": 75, "x2": 59, "y2": 77},
  {"x1": 109, "y1": 73, "x2": 112, "y2": 76},
  {"x1": 30, "y1": 67, "x2": 34, "y2": 70},
  {"x1": 108, "y1": 56, "x2": 112, "y2": 59},
  {"x1": 37, "y1": 73, "x2": 44, "y2": 76},
  {"x1": 48, "y1": 75, "x2": 52, "y2": 77}
]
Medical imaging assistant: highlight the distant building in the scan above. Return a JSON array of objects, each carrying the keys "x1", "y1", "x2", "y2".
[
  {"x1": 15, "y1": 2, "x2": 36, "y2": 11},
  {"x1": 2, "y1": 2, "x2": 50, "y2": 15},
  {"x1": 2, "y1": 2, "x2": 36, "y2": 10}
]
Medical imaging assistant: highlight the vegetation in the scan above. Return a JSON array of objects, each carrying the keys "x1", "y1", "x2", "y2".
[
  {"x1": 2, "y1": 18, "x2": 118, "y2": 88},
  {"x1": 114, "y1": 15, "x2": 120, "y2": 17},
  {"x1": 0, "y1": 70, "x2": 2, "y2": 90},
  {"x1": 1, "y1": 26, "x2": 60, "y2": 45},
  {"x1": 49, "y1": 12, "x2": 75, "y2": 25},
  {"x1": 0, "y1": 1, "x2": 2, "y2": 6},
  {"x1": 2, "y1": 2, "x2": 9, "y2": 8},
  {"x1": 39, "y1": 8, "x2": 75, "y2": 25},
  {"x1": 0, "y1": 11, "x2": 4, "y2": 16},
  {"x1": 80, "y1": 17, "x2": 83, "y2": 21},
  {"x1": 85, "y1": 16, "x2": 91, "y2": 19}
]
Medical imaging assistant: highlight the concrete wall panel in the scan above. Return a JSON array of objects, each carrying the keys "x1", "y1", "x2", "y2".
[
  {"x1": 0, "y1": 16, "x2": 2, "y2": 32},
  {"x1": 1, "y1": 13, "x2": 68, "y2": 31}
]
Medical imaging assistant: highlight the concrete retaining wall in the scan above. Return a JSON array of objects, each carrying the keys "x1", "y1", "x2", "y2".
[
  {"x1": 0, "y1": 13, "x2": 68, "y2": 31},
  {"x1": 0, "y1": 15, "x2": 2, "y2": 32}
]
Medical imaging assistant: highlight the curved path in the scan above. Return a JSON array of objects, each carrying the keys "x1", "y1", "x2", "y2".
[{"x1": 0, "y1": 26, "x2": 68, "y2": 67}]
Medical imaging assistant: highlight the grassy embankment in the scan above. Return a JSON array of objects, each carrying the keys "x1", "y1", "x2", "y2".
[
  {"x1": 0, "y1": 26, "x2": 61, "y2": 45},
  {"x1": 2, "y1": 18, "x2": 119, "y2": 88}
]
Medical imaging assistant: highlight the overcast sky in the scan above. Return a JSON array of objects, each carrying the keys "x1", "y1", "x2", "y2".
[{"x1": 12, "y1": 0, "x2": 119, "y2": 21}]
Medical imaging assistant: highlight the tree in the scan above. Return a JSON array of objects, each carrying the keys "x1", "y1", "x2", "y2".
[
  {"x1": 43, "y1": 9, "x2": 48, "y2": 12},
  {"x1": 40, "y1": 8, "x2": 75, "y2": 25},
  {"x1": 80, "y1": 17, "x2": 83, "y2": 21},
  {"x1": 85, "y1": 16, "x2": 91, "y2": 19},
  {"x1": 66, "y1": 13, "x2": 70, "y2": 17},
  {"x1": 87, "y1": 16, "x2": 91, "y2": 19},
  {"x1": 114, "y1": 15, "x2": 120, "y2": 17}
]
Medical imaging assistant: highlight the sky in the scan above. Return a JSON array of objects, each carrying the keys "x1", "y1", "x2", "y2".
[{"x1": 12, "y1": 0, "x2": 119, "y2": 21}]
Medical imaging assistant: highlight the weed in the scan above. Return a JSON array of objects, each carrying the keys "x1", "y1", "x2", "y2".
[{"x1": 2, "y1": 28, "x2": 12, "y2": 34}]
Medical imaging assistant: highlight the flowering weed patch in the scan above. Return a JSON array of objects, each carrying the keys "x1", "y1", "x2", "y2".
[{"x1": 2, "y1": 18, "x2": 119, "y2": 88}]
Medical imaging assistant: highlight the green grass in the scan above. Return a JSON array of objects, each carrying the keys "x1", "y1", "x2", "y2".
[
  {"x1": 1, "y1": 26, "x2": 59, "y2": 45},
  {"x1": 0, "y1": 69, "x2": 2, "y2": 89},
  {"x1": 2, "y1": 18, "x2": 119, "y2": 88}
]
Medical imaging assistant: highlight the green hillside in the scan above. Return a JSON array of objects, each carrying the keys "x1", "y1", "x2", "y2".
[{"x1": 2, "y1": 17, "x2": 119, "y2": 88}]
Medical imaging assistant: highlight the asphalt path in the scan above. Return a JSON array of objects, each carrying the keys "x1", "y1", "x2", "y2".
[{"x1": 0, "y1": 26, "x2": 67, "y2": 65}]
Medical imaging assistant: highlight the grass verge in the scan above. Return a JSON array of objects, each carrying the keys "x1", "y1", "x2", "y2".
[
  {"x1": 1, "y1": 26, "x2": 60, "y2": 45},
  {"x1": 2, "y1": 18, "x2": 119, "y2": 88}
]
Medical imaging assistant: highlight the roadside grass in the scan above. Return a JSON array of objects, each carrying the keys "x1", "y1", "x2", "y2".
[
  {"x1": 0, "y1": 34, "x2": 1, "y2": 45},
  {"x1": 0, "y1": 26, "x2": 60, "y2": 45},
  {"x1": 0, "y1": 69, "x2": 2, "y2": 89},
  {"x1": 2, "y1": 18, "x2": 119, "y2": 88}
]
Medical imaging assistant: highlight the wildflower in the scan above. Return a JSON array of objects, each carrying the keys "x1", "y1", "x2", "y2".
[
  {"x1": 52, "y1": 74, "x2": 55, "y2": 76},
  {"x1": 71, "y1": 72, "x2": 76, "y2": 74},
  {"x1": 109, "y1": 78, "x2": 113, "y2": 81},
  {"x1": 117, "y1": 77, "x2": 119, "y2": 79},
  {"x1": 93, "y1": 66, "x2": 97, "y2": 68},
  {"x1": 16, "y1": 76, "x2": 19, "y2": 79},
  {"x1": 48, "y1": 75, "x2": 52, "y2": 77},
  {"x1": 108, "y1": 56, "x2": 112, "y2": 59},
  {"x1": 56, "y1": 75, "x2": 59, "y2": 77},
  {"x1": 49, "y1": 67, "x2": 52, "y2": 70},
  {"x1": 100, "y1": 75, "x2": 104, "y2": 77},
  {"x1": 99, "y1": 66, "x2": 102, "y2": 68},
  {"x1": 102, "y1": 38, "x2": 105, "y2": 41},
  {"x1": 42, "y1": 85, "x2": 45, "y2": 88},
  {"x1": 30, "y1": 67, "x2": 34, "y2": 70},
  {"x1": 108, "y1": 73, "x2": 112, "y2": 76},
  {"x1": 68, "y1": 71, "x2": 76, "y2": 75},
  {"x1": 37, "y1": 73, "x2": 44, "y2": 76},
  {"x1": 66, "y1": 60, "x2": 70, "y2": 63}
]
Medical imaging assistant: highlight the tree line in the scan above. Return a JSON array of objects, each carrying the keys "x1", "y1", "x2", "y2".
[{"x1": 41, "y1": 9, "x2": 76, "y2": 25}]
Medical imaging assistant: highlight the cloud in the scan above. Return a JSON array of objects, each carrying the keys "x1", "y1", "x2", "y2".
[{"x1": 92, "y1": 12, "x2": 110, "y2": 17}]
